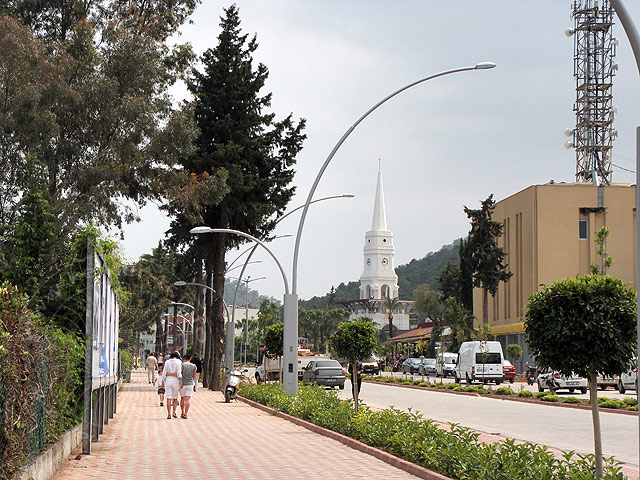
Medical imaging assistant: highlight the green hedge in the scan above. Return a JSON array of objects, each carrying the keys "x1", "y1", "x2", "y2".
[
  {"x1": 240, "y1": 383, "x2": 626, "y2": 480},
  {"x1": 0, "y1": 283, "x2": 84, "y2": 479}
]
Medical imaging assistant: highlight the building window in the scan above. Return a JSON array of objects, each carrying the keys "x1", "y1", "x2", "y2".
[{"x1": 579, "y1": 219, "x2": 588, "y2": 240}]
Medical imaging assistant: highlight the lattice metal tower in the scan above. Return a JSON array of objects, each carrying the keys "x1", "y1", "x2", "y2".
[{"x1": 567, "y1": 0, "x2": 618, "y2": 185}]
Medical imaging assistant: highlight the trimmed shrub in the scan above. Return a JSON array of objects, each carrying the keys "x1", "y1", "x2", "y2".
[
  {"x1": 540, "y1": 394, "x2": 559, "y2": 402},
  {"x1": 535, "y1": 391, "x2": 549, "y2": 399},
  {"x1": 562, "y1": 397, "x2": 582, "y2": 404},
  {"x1": 598, "y1": 398, "x2": 623, "y2": 410},
  {"x1": 627, "y1": 405, "x2": 638, "y2": 411},
  {"x1": 622, "y1": 397, "x2": 637, "y2": 407},
  {"x1": 495, "y1": 387, "x2": 515, "y2": 396},
  {"x1": 518, "y1": 390, "x2": 534, "y2": 398}
]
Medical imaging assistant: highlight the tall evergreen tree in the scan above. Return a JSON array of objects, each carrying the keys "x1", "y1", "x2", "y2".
[
  {"x1": 166, "y1": 5, "x2": 305, "y2": 389},
  {"x1": 463, "y1": 194, "x2": 512, "y2": 325}
]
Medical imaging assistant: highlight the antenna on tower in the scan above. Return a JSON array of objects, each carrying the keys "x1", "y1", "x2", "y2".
[{"x1": 565, "y1": 0, "x2": 617, "y2": 185}]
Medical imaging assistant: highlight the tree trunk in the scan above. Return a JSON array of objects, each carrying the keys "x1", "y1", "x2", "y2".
[
  {"x1": 193, "y1": 263, "x2": 205, "y2": 357},
  {"x1": 482, "y1": 288, "x2": 488, "y2": 325},
  {"x1": 352, "y1": 360, "x2": 359, "y2": 413},
  {"x1": 205, "y1": 232, "x2": 227, "y2": 391},
  {"x1": 589, "y1": 372, "x2": 603, "y2": 479},
  {"x1": 155, "y1": 316, "x2": 163, "y2": 354}
]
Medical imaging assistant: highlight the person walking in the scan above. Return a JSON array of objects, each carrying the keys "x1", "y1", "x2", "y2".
[
  {"x1": 191, "y1": 353, "x2": 202, "y2": 392},
  {"x1": 179, "y1": 355, "x2": 197, "y2": 419},
  {"x1": 162, "y1": 352, "x2": 182, "y2": 419},
  {"x1": 348, "y1": 361, "x2": 362, "y2": 397},
  {"x1": 154, "y1": 364, "x2": 165, "y2": 406},
  {"x1": 146, "y1": 352, "x2": 157, "y2": 383}
]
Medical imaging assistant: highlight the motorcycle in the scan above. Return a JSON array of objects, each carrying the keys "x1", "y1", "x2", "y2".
[
  {"x1": 525, "y1": 363, "x2": 537, "y2": 386},
  {"x1": 225, "y1": 368, "x2": 248, "y2": 403}
]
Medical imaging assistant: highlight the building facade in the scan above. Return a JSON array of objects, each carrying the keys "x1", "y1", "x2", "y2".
[{"x1": 473, "y1": 182, "x2": 636, "y2": 370}]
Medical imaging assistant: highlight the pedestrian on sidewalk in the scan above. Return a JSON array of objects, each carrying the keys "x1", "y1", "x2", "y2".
[
  {"x1": 154, "y1": 364, "x2": 165, "y2": 406},
  {"x1": 348, "y1": 361, "x2": 362, "y2": 397},
  {"x1": 157, "y1": 352, "x2": 163, "y2": 371},
  {"x1": 146, "y1": 352, "x2": 157, "y2": 383},
  {"x1": 163, "y1": 352, "x2": 183, "y2": 419},
  {"x1": 179, "y1": 354, "x2": 197, "y2": 419},
  {"x1": 191, "y1": 353, "x2": 202, "y2": 391}
]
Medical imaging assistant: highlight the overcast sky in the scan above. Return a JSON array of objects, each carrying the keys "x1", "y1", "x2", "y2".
[{"x1": 121, "y1": 1, "x2": 640, "y2": 301}]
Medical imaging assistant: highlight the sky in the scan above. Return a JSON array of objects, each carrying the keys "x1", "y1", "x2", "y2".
[{"x1": 121, "y1": 1, "x2": 640, "y2": 302}]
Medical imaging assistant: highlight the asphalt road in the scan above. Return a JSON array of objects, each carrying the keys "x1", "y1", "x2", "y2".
[{"x1": 337, "y1": 379, "x2": 638, "y2": 466}]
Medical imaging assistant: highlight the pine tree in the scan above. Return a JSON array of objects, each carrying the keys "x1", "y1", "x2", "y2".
[
  {"x1": 167, "y1": 5, "x2": 306, "y2": 389},
  {"x1": 463, "y1": 194, "x2": 512, "y2": 325}
]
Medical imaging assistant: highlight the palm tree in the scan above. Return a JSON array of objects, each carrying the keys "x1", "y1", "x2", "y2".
[{"x1": 383, "y1": 294, "x2": 400, "y2": 341}]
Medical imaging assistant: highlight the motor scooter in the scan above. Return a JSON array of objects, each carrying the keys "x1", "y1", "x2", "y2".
[
  {"x1": 525, "y1": 363, "x2": 537, "y2": 386},
  {"x1": 225, "y1": 368, "x2": 248, "y2": 403}
]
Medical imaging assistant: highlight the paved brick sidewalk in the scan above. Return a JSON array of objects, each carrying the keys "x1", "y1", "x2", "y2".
[{"x1": 54, "y1": 370, "x2": 417, "y2": 479}]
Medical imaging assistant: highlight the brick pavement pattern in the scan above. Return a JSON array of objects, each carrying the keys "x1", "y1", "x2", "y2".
[{"x1": 54, "y1": 370, "x2": 417, "y2": 479}]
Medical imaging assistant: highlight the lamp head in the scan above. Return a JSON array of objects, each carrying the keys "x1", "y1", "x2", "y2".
[
  {"x1": 475, "y1": 62, "x2": 496, "y2": 70},
  {"x1": 342, "y1": 193, "x2": 356, "y2": 198},
  {"x1": 190, "y1": 226, "x2": 213, "y2": 234},
  {"x1": 174, "y1": 281, "x2": 187, "y2": 287}
]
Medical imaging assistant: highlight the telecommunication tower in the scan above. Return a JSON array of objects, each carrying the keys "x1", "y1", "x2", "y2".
[{"x1": 565, "y1": 0, "x2": 618, "y2": 185}]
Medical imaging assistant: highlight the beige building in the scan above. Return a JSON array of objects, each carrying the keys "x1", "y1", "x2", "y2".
[{"x1": 473, "y1": 182, "x2": 636, "y2": 369}]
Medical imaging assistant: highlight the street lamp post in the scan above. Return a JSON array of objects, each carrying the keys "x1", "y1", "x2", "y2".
[
  {"x1": 286, "y1": 63, "x2": 496, "y2": 395},
  {"x1": 189, "y1": 227, "x2": 290, "y2": 374},
  {"x1": 241, "y1": 276, "x2": 266, "y2": 364},
  {"x1": 604, "y1": 0, "x2": 640, "y2": 469}
]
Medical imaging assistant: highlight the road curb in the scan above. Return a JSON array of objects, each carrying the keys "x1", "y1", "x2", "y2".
[
  {"x1": 238, "y1": 396, "x2": 452, "y2": 480},
  {"x1": 363, "y1": 379, "x2": 638, "y2": 416}
]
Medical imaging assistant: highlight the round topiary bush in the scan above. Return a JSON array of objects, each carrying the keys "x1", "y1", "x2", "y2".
[
  {"x1": 518, "y1": 390, "x2": 534, "y2": 398},
  {"x1": 535, "y1": 391, "x2": 549, "y2": 399},
  {"x1": 495, "y1": 387, "x2": 514, "y2": 396},
  {"x1": 540, "y1": 394, "x2": 559, "y2": 402}
]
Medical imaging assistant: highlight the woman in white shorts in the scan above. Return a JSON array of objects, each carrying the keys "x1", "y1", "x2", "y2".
[{"x1": 162, "y1": 352, "x2": 183, "y2": 419}]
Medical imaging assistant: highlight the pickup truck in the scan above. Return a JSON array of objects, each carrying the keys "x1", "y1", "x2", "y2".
[{"x1": 255, "y1": 349, "x2": 330, "y2": 383}]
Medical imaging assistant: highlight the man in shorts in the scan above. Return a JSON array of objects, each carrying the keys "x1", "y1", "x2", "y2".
[
  {"x1": 179, "y1": 354, "x2": 197, "y2": 419},
  {"x1": 162, "y1": 352, "x2": 182, "y2": 419},
  {"x1": 191, "y1": 353, "x2": 202, "y2": 391}
]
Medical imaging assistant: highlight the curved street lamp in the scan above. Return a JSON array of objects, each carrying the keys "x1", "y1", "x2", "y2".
[
  {"x1": 284, "y1": 63, "x2": 496, "y2": 395},
  {"x1": 605, "y1": 0, "x2": 640, "y2": 468}
]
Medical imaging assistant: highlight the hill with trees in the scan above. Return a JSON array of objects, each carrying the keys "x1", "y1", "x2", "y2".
[{"x1": 299, "y1": 239, "x2": 461, "y2": 306}]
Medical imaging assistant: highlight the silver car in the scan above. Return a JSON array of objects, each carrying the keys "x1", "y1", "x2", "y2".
[{"x1": 301, "y1": 359, "x2": 345, "y2": 389}]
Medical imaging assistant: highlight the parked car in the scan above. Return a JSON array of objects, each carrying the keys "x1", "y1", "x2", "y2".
[
  {"x1": 537, "y1": 370, "x2": 587, "y2": 394},
  {"x1": 618, "y1": 358, "x2": 638, "y2": 394},
  {"x1": 596, "y1": 373, "x2": 619, "y2": 390},
  {"x1": 361, "y1": 356, "x2": 381, "y2": 375},
  {"x1": 301, "y1": 359, "x2": 345, "y2": 389},
  {"x1": 435, "y1": 352, "x2": 457, "y2": 377},
  {"x1": 455, "y1": 341, "x2": 505, "y2": 385},
  {"x1": 422, "y1": 358, "x2": 437, "y2": 375},
  {"x1": 401, "y1": 358, "x2": 422, "y2": 374},
  {"x1": 503, "y1": 359, "x2": 516, "y2": 384}
]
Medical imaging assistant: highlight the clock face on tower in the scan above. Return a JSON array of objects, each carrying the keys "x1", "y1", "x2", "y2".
[{"x1": 381, "y1": 258, "x2": 388, "y2": 265}]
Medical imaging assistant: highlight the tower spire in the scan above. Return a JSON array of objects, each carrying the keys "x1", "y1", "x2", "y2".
[{"x1": 371, "y1": 166, "x2": 387, "y2": 231}]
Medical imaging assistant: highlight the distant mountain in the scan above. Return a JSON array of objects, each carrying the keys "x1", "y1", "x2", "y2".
[{"x1": 299, "y1": 239, "x2": 462, "y2": 306}]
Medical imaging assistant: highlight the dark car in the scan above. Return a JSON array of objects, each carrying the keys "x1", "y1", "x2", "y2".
[
  {"x1": 302, "y1": 359, "x2": 345, "y2": 389},
  {"x1": 401, "y1": 358, "x2": 422, "y2": 374}
]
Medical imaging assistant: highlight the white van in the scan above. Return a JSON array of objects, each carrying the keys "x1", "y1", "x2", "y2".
[
  {"x1": 455, "y1": 341, "x2": 504, "y2": 385},
  {"x1": 435, "y1": 352, "x2": 458, "y2": 377}
]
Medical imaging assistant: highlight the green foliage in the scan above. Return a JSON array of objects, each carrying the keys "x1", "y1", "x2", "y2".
[
  {"x1": 518, "y1": 390, "x2": 534, "y2": 398},
  {"x1": 495, "y1": 387, "x2": 514, "y2": 396},
  {"x1": 0, "y1": 283, "x2": 84, "y2": 478},
  {"x1": 299, "y1": 281, "x2": 360, "y2": 309},
  {"x1": 241, "y1": 383, "x2": 627, "y2": 479},
  {"x1": 622, "y1": 397, "x2": 638, "y2": 407},
  {"x1": 536, "y1": 392, "x2": 549, "y2": 399},
  {"x1": 590, "y1": 226, "x2": 613, "y2": 275},
  {"x1": 525, "y1": 275, "x2": 636, "y2": 378},
  {"x1": 264, "y1": 323, "x2": 284, "y2": 358},
  {"x1": 329, "y1": 320, "x2": 377, "y2": 364},
  {"x1": 597, "y1": 398, "x2": 623, "y2": 410},
  {"x1": 563, "y1": 397, "x2": 582, "y2": 404},
  {"x1": 506, "y1": 344, "x2": 523, "y2": 361},
  {"x1": 540, "y1": 394, "x2": 559, "y2": 403},
  {"x1": 119, "y1": 350, "x2": 133, "y2": 379}
]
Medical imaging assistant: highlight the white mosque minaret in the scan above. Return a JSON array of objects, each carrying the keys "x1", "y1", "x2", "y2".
[{"x1": 359, "y1": 168, "x2": 399, "y2": 300}]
